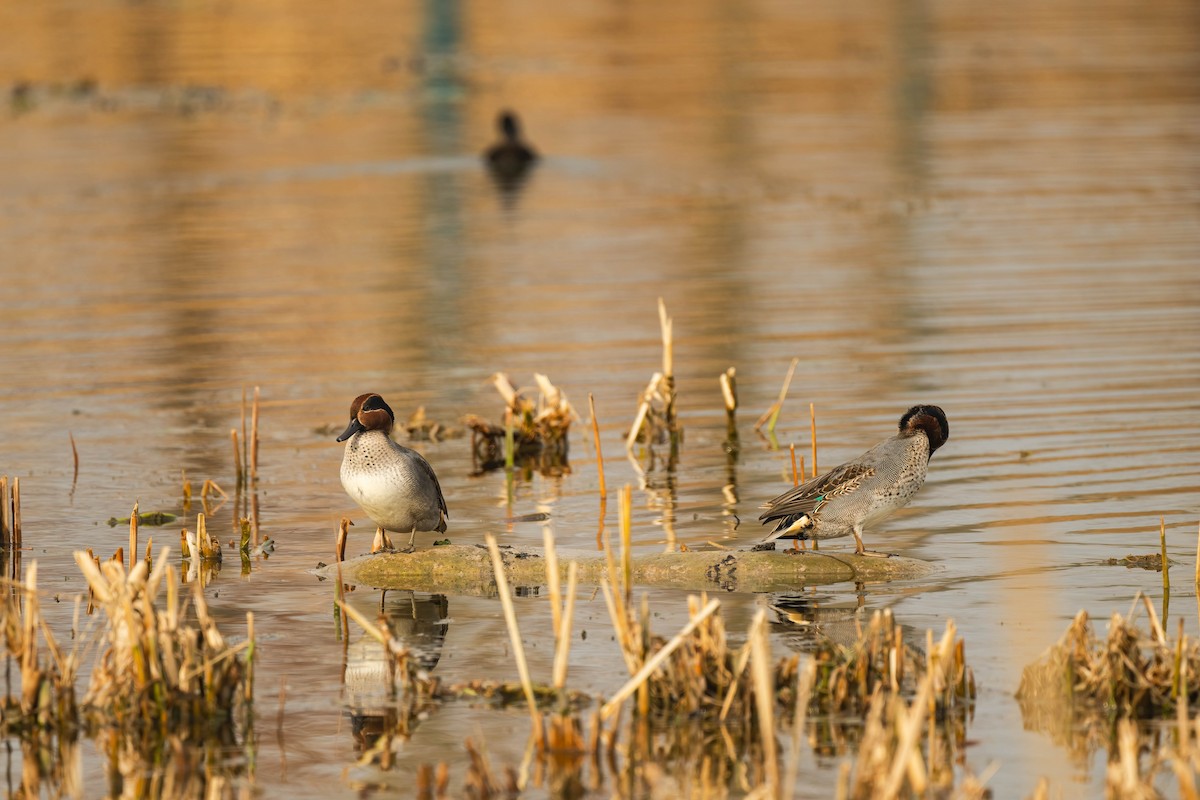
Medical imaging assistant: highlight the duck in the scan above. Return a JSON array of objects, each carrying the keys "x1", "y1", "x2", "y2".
[
  {"x1": 337, "y1": 393, "x2": 448, "y2": 552},
  {"x1": 759, "y1": 405, "x2": 949, "y2": 556},
  {"x1": 484, "y1": 110, "x2": 539, "y2": 179}
]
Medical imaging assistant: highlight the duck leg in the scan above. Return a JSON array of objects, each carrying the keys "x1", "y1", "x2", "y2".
[{"x1": 853, "y1": 525, "x2": 893, "y2": 558}]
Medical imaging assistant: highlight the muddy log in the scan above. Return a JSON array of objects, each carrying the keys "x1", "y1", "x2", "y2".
[{"x1": 315, "y1": 544, "x2": 936, "y2": 594}]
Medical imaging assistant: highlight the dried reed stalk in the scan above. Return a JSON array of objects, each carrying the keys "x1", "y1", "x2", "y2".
[
  {"x1": 250, "y1": 386, "x2": 261, "y2": 483},
  {"x1": 754, "y1": 357, "x2": 799, "y2": 435},
  {"x1": 336, "y1": 517, "x2": 352, "y2": 562},
  {"x1": 12, "y1": 476, "x2": 21, "y2": 551},
  {"x1": 1163, "y1": 516, "x2": 1170, "y2": 595},
  {"x1": 552, "y1": 561, "x2": 578, "y2": 690},
  {"x1": 231, "y1": 428, "x2": 243, "y2": 488},
  {"x1": 241, "y1": 387, "x2": 248, "y2": 476},
  {"x1": 588, "y1": 393, "x2": 606, "y2": 501},
  {"x1": 1195, "y1": 519, "x2": 1200, "y2": 586},
  {"x1": 720, "y1": 367, "x2": 737, "y2": 416},
  {"x1": 129, "y1": 501, "x2": 139, "y2": 570},
  {"x1": 619, "y1": 485, "x2": 632, "y2": 606},
  {"x1": 544, "y1": 528, "x2": 562, "y2": 641},
  {"x1": 783, "y1": 660, "x2": 818, "y2": 800},
  {"x1": 1, "y1": 475, "x2": 9, "y2": 546},
  {"x1": 748, "y1": 610, "x2": 779, "y2": 793},
  {"x1": 810, "y1": 403, "x2": 818, "y2": 478},
  {"x1": 485, "y1": 533, "x2": 545, "y2": 748},
  {"x1": 69, "y1": 432, "x2": 79, "y2": 486}
]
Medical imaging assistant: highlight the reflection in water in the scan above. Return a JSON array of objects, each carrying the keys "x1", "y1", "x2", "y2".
[{"x1": 343, "y1": 593, "x2": 450, "y2": 760}]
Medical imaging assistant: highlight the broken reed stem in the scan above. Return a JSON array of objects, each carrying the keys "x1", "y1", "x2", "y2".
[
  {"x1": 810, "y1": 403, "x2": 818, "y2": 478},
  {"x1": 245, "y1": 611, "x2": 255, "y2": 704},
  {"x1": 250, "y1": 386, "x2": 260, "y2": 484},
  {"x1": 1, "y1": 475, "x2": 9, "y2": 546},
  {"x1": 882, "y1": 676, "x2": 933, "y2": 796},
  {"x1": 790, "y1": 444, "x2": 799, "y2": 487},
  {"x1": 129, "y1": 501, "x2": 139, "y2": 570},
  {"x1": 485, "y1": 533, "x2": 545, "y2": 749},
  {"x1": 720, "y1": 368, "x2": 737, "y2": 415},
  {"x1": 1162, "y1": 517, "x2": 1170, "y2": 596},
  {"x1": 336, "y1": 517, "x2": 352, "y2": 563},
  {"x1": 69, "y1": 432, "x2": 79, "y2": 485},
  {"x1": 658, "y1": 297, "x2": 673, "y2": 382},
  {"x1": 783, "y1": 661, "x2": 818, "y2": 800},
  {"x1": 588, "y1": 394, "x2": 606, "y2": 501},
  {"x1": 552, "y1": 561, "x2": 579, "y2": 691},
  {"x1": 12, "y1": 476, "x2": 20, "y2": 551},
  {"x1": 600, "y1": 597, "x2": 722, "y2": 720},
  {"x1": 1195, "y1": 520, "x2": 1200, "y2": 586},
  {"x1": 620, "y1": 484, "x2": 633, "y2": 606},
  {"x1": 241, "y1": 387, "x2": 249, "y2": 480},
  {"x1": 544, "y1": 528, "x2": 562, "y2": 641},
  {"x1": 231, "y1": 429, "x2": 244, "y2": 488},
  {"x1": 749, "y1": 609, "x2": 779, "y2": 794}
]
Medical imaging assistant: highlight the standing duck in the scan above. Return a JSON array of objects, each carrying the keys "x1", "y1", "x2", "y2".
[
  {"x1": 337, "y1": 393, "x2": 448, "y2": 552},
  {"x1": 759, "y1": 405, "x2": 949, "y2": 556}
]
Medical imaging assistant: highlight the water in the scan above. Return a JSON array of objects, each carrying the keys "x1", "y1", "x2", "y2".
[{"x1": 2, "y1": 0, "x2": 1199, "y2": 796}]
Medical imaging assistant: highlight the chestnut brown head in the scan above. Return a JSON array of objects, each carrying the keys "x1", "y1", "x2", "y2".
[{"x1": 336, "y1": 393, "x2": 395, "y2": 442}]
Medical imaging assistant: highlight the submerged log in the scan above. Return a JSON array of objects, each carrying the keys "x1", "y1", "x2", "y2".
[{"x1": 315, "y1": 544, "x2": 936, "y2": 595}]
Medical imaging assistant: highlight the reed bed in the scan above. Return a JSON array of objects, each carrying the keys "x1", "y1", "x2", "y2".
[
  {"x1": 75, "y1": 548, "x2": 253, "y2": 743},
  {"x1": 1, "y1": 562, "x2": 79, "y2": 736},
  {"x1": 1017, "y1": 594, "x2": 1200, "y2": 723},
  {"x1": 2, "y1": 538, "x2": 255, "y2": 799}
]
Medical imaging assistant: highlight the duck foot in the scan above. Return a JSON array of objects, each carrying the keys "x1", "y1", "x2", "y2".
[{"x1": 856, "y1": 549, "x2": 895, "y2": 559}]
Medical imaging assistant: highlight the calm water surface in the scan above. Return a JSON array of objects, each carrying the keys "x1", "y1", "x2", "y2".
[{"x1": 2, "y1": 0, "x2": 1199, "y2": 797}]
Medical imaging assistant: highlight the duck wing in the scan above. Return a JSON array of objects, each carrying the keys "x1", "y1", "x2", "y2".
[
  {"x1": 758, "y1": 461, "x2": 876, "y2": 526},
  {"x1": 411, "y1": 451, "x2": 449, "y2": 522}
]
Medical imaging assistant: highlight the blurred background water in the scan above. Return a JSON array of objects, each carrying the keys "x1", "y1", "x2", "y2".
[{"x1": 1, "y1": 0, "x2": 1199, "y2": 796}]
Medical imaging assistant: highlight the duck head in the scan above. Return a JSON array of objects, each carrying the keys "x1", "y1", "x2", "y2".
[
  {"x1": 498, "y1": 110, "x2": 522, "y2": 142},
  {"x1": 337, "y1": 393, "x2": 395, "y2": 441},
  {"x1": 898, "y1": 405, "x2": 949, "y2": 456}
]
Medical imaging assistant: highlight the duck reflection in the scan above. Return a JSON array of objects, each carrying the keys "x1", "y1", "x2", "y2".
[
  {"x1": 767, "y1": 589, "x2": 869, "y2": 651},
  {"x1": 343, "y1": 592, "x2": 450, "y2": 759},
  {"x1": 484, "y1": 110, "x2": 539, "y2": 198}
]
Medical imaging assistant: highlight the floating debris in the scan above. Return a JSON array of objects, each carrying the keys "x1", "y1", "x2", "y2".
[
  {"x1": 404, "y1": 405, "x2": 462, "y2": 442},
  {"x1": 466, "y1": 372, "x2": 575, "y2": 474},
  {"x1": 107, "y1": 510, "x2": 176, "y2": 527},
  {"x1": 1105, "y1": 553, "x2": 1168, "y2": 571}
]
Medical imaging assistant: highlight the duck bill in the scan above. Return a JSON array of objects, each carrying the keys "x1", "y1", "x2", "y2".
[{"x1": 336, "y1": 419, "x2": 366, "y2": 442}]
